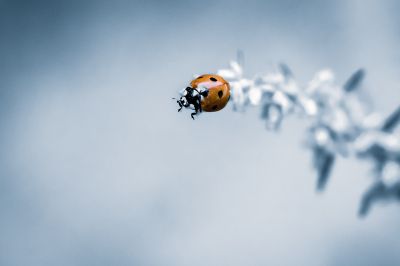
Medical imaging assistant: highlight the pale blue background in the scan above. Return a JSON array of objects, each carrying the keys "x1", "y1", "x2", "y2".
[{"x1": 1, "y1": 0, "x2": 400, "y2": 265}]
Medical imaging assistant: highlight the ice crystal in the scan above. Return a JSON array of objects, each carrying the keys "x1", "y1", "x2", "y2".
[{"x1": 216, "y1": 58, "x2": 400, "y2": 217}]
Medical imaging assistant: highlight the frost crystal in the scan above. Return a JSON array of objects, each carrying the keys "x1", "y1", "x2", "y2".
[{"x1": 217, "y1": 58, "x2": 400, "y2": 217}]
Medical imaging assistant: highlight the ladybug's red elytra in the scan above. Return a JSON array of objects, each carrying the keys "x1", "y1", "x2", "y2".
[{"x1": 175, "y1": 74, "x2": 230, "y2": 119}]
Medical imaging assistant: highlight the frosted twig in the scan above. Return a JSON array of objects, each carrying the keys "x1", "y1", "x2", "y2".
[{"x1": 216, "y1": 59, "x2": 400, "y2": 217}]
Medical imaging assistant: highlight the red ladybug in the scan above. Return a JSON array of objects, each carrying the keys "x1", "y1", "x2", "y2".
[{"x1": 175, "y1": 74, "x2": 230, "y2": 119}]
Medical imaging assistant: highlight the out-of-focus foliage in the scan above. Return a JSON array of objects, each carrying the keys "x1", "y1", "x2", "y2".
[{"x1": 217, "y1": 59, "x2": 400, "y2": 217}]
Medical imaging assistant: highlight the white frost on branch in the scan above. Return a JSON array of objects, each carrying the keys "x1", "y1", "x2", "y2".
[{"x1": 217, "y1": 59, "x2": 400, "y2": 217}]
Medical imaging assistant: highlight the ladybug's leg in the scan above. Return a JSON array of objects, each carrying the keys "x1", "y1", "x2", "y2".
[
  {"x1": 197, "y1": 97, "x2": 202, "y2": 113},
  {"x1": 177, "y1": 100, "x2": 183, "y2": 112},
  {"x1": 191, "y1": 105, "x2": 198, "y2": 120},
  {"x1": 191, "y1": 103, "x2": 198, "y2": 119},
  {"x1": 191, "y1": 101, "x2": 201, "y2": 120}
]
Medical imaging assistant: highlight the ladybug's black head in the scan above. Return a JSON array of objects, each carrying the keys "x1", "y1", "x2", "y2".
[
  {"x1": 175, "y1": 86, "x2": 206, "y2": 119},
  {"x1": 179, "y1": 87, "x2": 199, "y2": 108},
  {"x1": 178, "y1": 96, "x2": 189, "y2": 107}
]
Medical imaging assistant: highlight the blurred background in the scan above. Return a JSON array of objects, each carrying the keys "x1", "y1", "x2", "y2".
[{"x1": 1, "y1": 0, "x2": 400, "y2": 265}]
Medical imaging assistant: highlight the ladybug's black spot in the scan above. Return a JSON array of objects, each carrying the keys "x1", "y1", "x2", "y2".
[
  {"x1": 198, "y1": 76, "x2": 203, "y2": 79},
  {"x1": 210, "y1": 77, "x2": 217, "y2": 82},
  {"x1": 218, "y1": 90, "x2": 223, "y2": 98},
  {"x1": 212, "y1": 105, "x2": 218, "y2": 110}
]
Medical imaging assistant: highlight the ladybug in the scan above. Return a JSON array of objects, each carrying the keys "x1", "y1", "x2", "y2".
[{"x1": 175, "y1": 74, "x2": 230, "y2": 119}]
